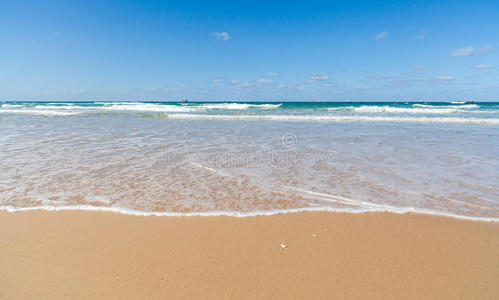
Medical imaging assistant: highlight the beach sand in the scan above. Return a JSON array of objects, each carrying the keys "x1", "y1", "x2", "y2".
[{"x1": 1, "y1": 211, "x2": 498, "y2": 299}]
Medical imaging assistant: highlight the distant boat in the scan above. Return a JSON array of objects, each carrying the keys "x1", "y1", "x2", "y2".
[
  {"x1": 451, "y1": 100, "x2": 475, "y2": 104},
  {"x1": 181, "y1": 98, "x2": 188, "y2": 103}
]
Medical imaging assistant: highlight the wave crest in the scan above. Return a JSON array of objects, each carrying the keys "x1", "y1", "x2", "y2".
[
  {"x1": 165, "y1": 113, "x2": 499, "y2": 124},
  {"x1": 328, "y1": 105, "x2": 479, "y2": 114}
]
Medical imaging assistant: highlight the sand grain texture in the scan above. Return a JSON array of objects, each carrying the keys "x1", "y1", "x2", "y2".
[{"x1": 1, "y1": 211, "x2": 498, "y2": 299}]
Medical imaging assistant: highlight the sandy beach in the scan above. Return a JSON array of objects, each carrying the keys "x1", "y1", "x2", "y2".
[
  {"x1": 1, "y1": 211, "x2": 498, "y2": 299},
  {"x1": 3, "y1": 0, "x2": 499, "y2": 299}
]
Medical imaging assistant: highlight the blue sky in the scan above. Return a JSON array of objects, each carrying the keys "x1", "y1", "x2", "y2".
[{"x1": 1, "y1": 0, "x2": 498, "y2": 101}]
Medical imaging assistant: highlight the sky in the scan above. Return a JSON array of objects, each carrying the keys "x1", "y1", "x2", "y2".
[{"x1": 1, "y1": 0, "x2": 498, "y2": 101}]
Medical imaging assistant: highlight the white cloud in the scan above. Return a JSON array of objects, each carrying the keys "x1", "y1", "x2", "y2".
[
  {"x1": 172, "y1": 85, "x2": 188, "y2": 91},
  {"x1": 434, "y1": 76, "x2": 454, "y2": 81},
  {"x1": 411, "y1": 65, "x2": 427, "y2": 70},
  {"x1": 474, "y1": 64, "x2": 493, "y2": 69},
  {"x1": 386, "y1": 75, "x2": 457, "y2": 88},
  {"x1": 375, "y1": 31, "x2": 388, "y2": 40},
  {"x1": 451, "y1": 45, "x2": 493, "y2": 57},
  {"x1": 310, "y1": 74, "x2": 329, "y2": 81},
  {"x1": 451, "y1": 46, "x2": 474, "y2": 56},
  {"x1": 70, "y1": 89, "x2": 85, "y2": 95},
  {"x1": 318, "y1": 82, "x2": 333, "y2": 88},
  {"x1": 236, "y1": 81, "x2": 254, "y2": 88},
  {"x1": 257, "y1": 78, "x2": 273, "y2": 84},
  {"x1": 368, "y1": 75, "x2": 393, "y2": 79},
  {"x1": 267, "y1": 72, "x2": 279, "y2": 76},
  {"x1": 212, "y1": 79, "x2": 222, "y2": 83},
  {"x1": 210, "y1": 32, "x2": 231, "y2": 41}
]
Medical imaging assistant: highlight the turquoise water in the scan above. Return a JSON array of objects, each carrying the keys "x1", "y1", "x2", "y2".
[
  {"x1": 1, "y1": 101, "x2": 498, "y2": 220},
  {"x1": 1, "y1": 101, "x2": 499, "y2": 122}
]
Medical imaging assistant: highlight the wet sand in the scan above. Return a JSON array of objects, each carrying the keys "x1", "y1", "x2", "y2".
[{"x1": 1, "y1": 211, "x2": 498, "y2": 299}]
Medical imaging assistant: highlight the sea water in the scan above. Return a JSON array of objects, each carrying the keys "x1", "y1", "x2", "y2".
[{"x1": 1, "y1": 101, "x2": 498, "y2": 220}]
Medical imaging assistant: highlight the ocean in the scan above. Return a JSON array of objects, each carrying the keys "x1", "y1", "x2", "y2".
[{"x1": 1, "y1": 101, "x2": 498, "y2": 221}]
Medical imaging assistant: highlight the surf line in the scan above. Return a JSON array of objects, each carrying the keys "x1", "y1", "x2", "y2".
[{"x1": 283, "y1": 186, "x2": 410, "y2": 212}]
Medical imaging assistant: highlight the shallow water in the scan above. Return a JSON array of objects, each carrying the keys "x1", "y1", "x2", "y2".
[{"x1": 1, "y1": 101, "x2": 498, "y2": 220}]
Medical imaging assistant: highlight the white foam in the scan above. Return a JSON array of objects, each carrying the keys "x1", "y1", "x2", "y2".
[
  {"x1": 0, "y1": 109, "x2": 79, "y2": 116},
  {"x1": 94, "y1": 102, "x2": 281, "y2": 112},
  {"x1": 0, "y1": 205, "x2": 497, "y2": 222},
  {"x1": 104, "y1": 103, "x2": 199, "y2": 113},
  {"x1": 164, "y1": 113, "x2": 499, "y2": 124},
  {"x1": 46, "y1": 102, "x2": 76, "y2": 105},
  {"x1": 33, "y1": 105, "x2": 84, "y2": 110},
  {"x1": 328, "y1": 105, "x2": 479, "y2": 114},
  {"x1": 4, "y1": 103, "x2": 493, "y2": 118},
  {"x1": 1, "y1": 104, "x2": 25, "y2": 108},
  {"x1": 286, "y1": 186, "x2": 409, "y2": 211},
  {"x1": 1, "y1": 103, "x2": 198, "y2": 114},
  {"x1": 413, "y1": 104, "x2": 479, "y2": 109},
  {"x1": 199, "y1": 103, "x2": 281, "y2": 110},
  {"x1": 189, "y1": 159, "x2": 230, "y2": 177}
]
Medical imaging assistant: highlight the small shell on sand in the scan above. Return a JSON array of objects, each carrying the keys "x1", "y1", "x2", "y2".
[{"x1": 280, "y1": 243, "x2": 287, "y2": 249}]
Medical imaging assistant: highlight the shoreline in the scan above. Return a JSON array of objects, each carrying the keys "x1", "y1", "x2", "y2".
[
  {"x1": 1, "y1": 210, "x2": 498, "y2": 299},
  {"x1": 1, "y1": 205, "x2": 498, "y2": 222}
]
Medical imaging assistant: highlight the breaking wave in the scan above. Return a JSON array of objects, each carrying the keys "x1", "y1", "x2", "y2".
[
  {"x1": 328, "y1": 104, "x2": 480, "y2": 114},
  {"x1": 164, "y1": 113, "x2": 499, "y2": 124}
]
